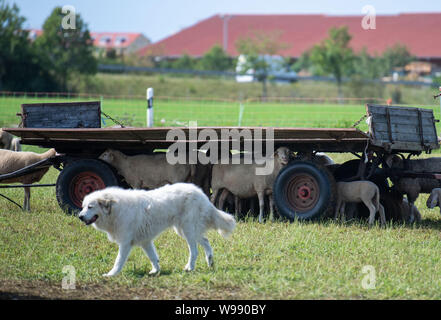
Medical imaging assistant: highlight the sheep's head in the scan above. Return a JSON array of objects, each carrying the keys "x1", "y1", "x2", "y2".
[
  {"x1": 385, "y1": 154, "x2": 403, "y2": 169},
  {"x1": 99, "y1": 149, "x2": 115, "y2": 163},
  {"x1": 275, "y1": 147, "x2": 291, "y2": 166},
  {"x1": 427, "y1": 190, "x2": 440, "y2": 209},
  {"x1": 48, "y1": 149, "x2": 56, "y2": 157}
]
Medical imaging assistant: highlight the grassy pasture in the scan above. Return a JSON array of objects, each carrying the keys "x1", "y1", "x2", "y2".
[
  {"x1": 1, "y1": 160, "x2": 441, "y2": 300},
  {"x1": 1, "y1": 96, "x2": 441, "y2": 299},
  {"x1": 2, "y1": 93, "x2": 441, "y2": 132}
]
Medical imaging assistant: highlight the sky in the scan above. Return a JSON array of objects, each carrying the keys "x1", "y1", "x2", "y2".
[{"x1": 10, "y1": 0, "x2": 441, "y2": 43}]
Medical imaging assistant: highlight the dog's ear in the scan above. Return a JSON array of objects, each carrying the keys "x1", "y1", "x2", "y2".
[{"x1": 98, "y1": 198, "x2": 117, "y2": 214}]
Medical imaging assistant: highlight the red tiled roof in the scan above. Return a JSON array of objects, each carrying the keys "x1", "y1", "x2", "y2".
[
  {"x1": 138, "y1": 13, "x2": 441, "y2": 58},
  {"x1": 90, "y1": 32, "x2": 143, "y2": 49},
  {"x1": 27, "y1": 29, "x2": 143, "y2": 49}
]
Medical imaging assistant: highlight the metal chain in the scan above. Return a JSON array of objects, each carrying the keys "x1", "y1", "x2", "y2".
[
  {"x1": 351, "y1": 114, "x2": 367, "y2": 128},
  {"x1": 101, "y1": 111, "x2": 126, "y2": 128}
]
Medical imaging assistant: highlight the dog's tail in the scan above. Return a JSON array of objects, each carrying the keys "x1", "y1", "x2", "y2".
[{"x1": 212, "y1": 208, "x2": 236, "y2": 238}]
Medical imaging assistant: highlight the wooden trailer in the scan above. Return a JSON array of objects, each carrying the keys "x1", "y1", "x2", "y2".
[{"x1": 2, "y1": 101, "x2": 440, "y2": 220}]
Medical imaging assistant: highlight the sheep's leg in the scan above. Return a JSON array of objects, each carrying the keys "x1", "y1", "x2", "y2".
[
  {"x1": 338, "y1": 202, "x2": 346, "y2": 222},
  {"x1": 234, "y1": 195, "x2": 241, "y2": 218},
  {"x1": 334, "y1": 199, "x2": 342, "y2": 220},
  {"x1": 269, "y1": 195, "x2": 275, "y2": 221},
  {"x1": 378, "y1": 204, "x2": 386, "y2": 227},
  {"x1": 210, "y1": 188, "x2": 220, "y2": 205},
  {"x1": 412, "y1": 204, "x2": 422, "y2": 223},
  {"x1": 257, "y1": 191, "x2": 265, "y2": 223},
  {"x1": 363, "y1": 200, "x2": 377, "y2": 226},
  {"x1": 408, "y1": 201, "x2": 415, "y2": 224},
  {"x1": 24, "y1": 187, "x2": 30, "y2": 212},
  {"x1": 218, "y1": 189, "x2": 229, "y2": 211},
  {"x1": 141, "y1": 240, "x2": 160, "y2": 275}
]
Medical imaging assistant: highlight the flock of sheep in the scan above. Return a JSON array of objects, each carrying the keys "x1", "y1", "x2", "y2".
[
  {"x1": 96, "y1": 147, "x2": 441, "y2": 226},
  {"x1": 1, "y1": 127, "x2": 441, "y2": 226}
]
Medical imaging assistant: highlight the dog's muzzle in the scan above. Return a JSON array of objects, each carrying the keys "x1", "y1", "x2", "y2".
[{"x1": 79, "y1": 214, "x2": 98, "y2": 225}]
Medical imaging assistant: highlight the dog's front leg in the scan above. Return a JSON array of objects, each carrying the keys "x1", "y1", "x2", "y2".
[
  {"x1": 103, "y1": 242, "x2": 132, "y2": 277},
  {"x1": 141, "y1": 241, "x2": 160, "y2": 275}
]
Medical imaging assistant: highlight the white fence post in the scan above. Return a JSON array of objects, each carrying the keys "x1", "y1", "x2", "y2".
[{"x1": 147, "y1": 88, "x2": 154, "y2": 127}]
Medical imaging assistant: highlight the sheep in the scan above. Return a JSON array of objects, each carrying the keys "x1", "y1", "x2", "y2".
[
  {"x1": 385, "y1": 155, "x2": 441, "y2": 223},
  {"x1": 188, "y1": 163, "x2": 212, "y2": 196},
  {"x1": 0, "y1": 129, "x2": 21, "y2": 151},
  {"x1": 335, "y1": 180, "x2": 386, "y2": 227},
  {"x1": 313, "y1": 152, "x2": 335, "y2": 166},
  {"x1": 402, "y1": 198, "x2": 421, "y2": 222},
  {"x1": 426, "y1": 188, "x2": 441, "y2": 215},
  {"x1": 0, "y1": 148, "x2": 56, "y2": 211},
  {"x1": 210, "y1": 146, "x2": 291, "y2": 223},
  {"x1": 98, "y1": 149, "x2": 194, "y2": 190},
  {"x1": 298, "y1": 152, "x2": 334, "y2": 166}
]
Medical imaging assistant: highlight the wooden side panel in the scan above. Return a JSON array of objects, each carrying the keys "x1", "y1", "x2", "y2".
[
  {"x1": 367, "y1": 104, "x2": 439, "y2": 152},
  {"x1": 21, "y1": 101, "x2": 101, "y2": 128}
]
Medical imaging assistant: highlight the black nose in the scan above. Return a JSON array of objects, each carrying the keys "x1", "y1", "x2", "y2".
[{"x1": 79, "y1": 215, "x2": 84, "y2": 221}]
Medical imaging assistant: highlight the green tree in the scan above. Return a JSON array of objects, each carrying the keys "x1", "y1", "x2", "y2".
[
  {"x1": 352, "y1": 48, "x2": 384, "y2": 80},
  {"x1": 197, "y1": 45, "x2": 233, "y2": 71},
  {"x1": 35, "y1": 7, "x2": 97, "y2": 91},
  {"x1": 235, "y1": 30, "x2": 289, "y2": 98},
  {"x1": 381, "y1": 44, "x2": 414, "y2": 74},
  {"x1": 308, "y1": 26, "x2": 355, "y2": 99},
  {"x1": 172, "y1": 54, "x2": 196, "y2": 70},
  {"x1": 0, "y1": 0, "x2": 56, "y2": 91}
]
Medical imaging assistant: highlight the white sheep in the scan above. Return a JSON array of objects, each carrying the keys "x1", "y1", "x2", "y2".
[
  {"x1": 98, "y1": 149, "x2": 194, "y2": 189},
  {"x1": 335, "y1": 180, "x2": 386, "y2": 227},
  {"x1": 211, "y1": 147, "x2": 291, "y2": 223},
  {"x1": 0, "y1": 129, "x2": 21, "y2": 151},
  {"x1": 0, "y1": 148, "x2": 56, "y2": 211},
  {"x1": 426, "y1": 188, "x2": 441, "y2": 215}
]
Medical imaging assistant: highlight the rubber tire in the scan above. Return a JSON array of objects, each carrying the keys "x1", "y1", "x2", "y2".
[
  {"x1": 56, "y1": 159, "x2": 119, "y2": 215},
  {"x1": 274, "y1": 161, "x2": 336, "y2": 221}
]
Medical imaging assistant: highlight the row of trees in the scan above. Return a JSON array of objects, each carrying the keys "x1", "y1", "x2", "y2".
[
  {"x1": 135, "y1": 27, "x2": 414, "y2": 98},
  {"x1": 0, "y1": 1, "x2": 97, "y2": 92},
  {"x1": 293, "y1": 26, "x2": 414, "y2": 98}
]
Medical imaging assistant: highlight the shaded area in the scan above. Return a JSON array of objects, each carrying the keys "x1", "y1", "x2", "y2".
[{"x1": 0, "y1": 279, "x2": 247, "y2": 300}]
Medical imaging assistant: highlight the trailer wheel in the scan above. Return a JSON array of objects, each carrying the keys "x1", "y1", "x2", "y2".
[
  {"x1": 274, "y1": 161, "x2": 336, "y2": 221},
  {"x1": 56, "y1": 159, "x2": 119, "y2": 214}
]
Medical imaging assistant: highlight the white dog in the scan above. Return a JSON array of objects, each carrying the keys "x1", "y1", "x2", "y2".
[{"x1": 79, "y1": 183, "x2": 236, "y2": 276}]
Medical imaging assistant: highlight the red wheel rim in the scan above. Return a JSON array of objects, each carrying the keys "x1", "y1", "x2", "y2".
[
  {"x1": 69, "y1": 172, "x2": 106, "y2": 208},
  {"x1": 285, "y1": 173, "x2": 320, "y2": 212}
]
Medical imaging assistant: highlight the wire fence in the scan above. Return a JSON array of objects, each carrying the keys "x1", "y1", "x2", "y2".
[{"x1": 1, "y1": 91, "x2": 440, "y2": 133}]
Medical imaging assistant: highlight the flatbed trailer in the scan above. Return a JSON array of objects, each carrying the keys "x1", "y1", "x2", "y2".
[{"x1": 2, "y1": 101, "x2": 440, "y2": 220}]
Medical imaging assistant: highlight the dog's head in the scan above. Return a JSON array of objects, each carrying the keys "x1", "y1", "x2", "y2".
[{"x1": 78, "y1": 191, "x2": 118, "y2": 227}]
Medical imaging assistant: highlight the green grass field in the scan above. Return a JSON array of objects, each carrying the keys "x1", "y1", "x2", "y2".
[
  {"x1": 1, "y1": 159, "x2": 441, "y2": 300},
  {"x1": 2, "y1": 94, "x2": 441, "y2": 299},
  {"x1": 2, "y1": 94, "x2": 441, "y2": 132}
]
